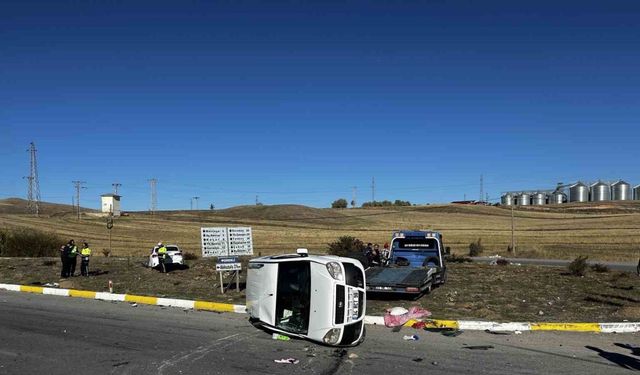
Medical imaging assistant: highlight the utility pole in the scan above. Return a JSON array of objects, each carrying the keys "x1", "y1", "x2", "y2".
[
  {"x1": 112, "y1": 183, "x2": 122, "y2": 195},
  {"x1": 193, "y1": 196, "x2": 199, "y2": 210},
  {"x1": 351, "y1": 186, "x2": 357, "y2": 208},
  {"x1": 148, "y1": 178, "x2": 157, "y2": 214},
  {"x1": 371, "y1": 177, "x2": 375, "y2": 203},
  {"x1": 72, "y1": 180, "x2": 86, "y2": 220},
  {"x1": 255, "y1": 194, "x2": 259, "y2": 205},
  {"x1": 479, "y1": 174, "x2": 484, "y2": 203},
  {"x1": 25, "y1": 142, "x2": 41, "y2": 216},
  {"x1": 510, "y1": 203, "x2": 516, "y2": 256}
]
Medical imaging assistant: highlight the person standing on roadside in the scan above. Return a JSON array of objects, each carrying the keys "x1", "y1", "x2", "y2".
[
  {"x1": 68, "y1": 240, "x2": 79, "y2": 277},
  {"x1": 80, "y1": 242, "x2": 92, "y2": 276},
  {"x1": 61, "y1": 239, "x2": 75, "y2": 278}
]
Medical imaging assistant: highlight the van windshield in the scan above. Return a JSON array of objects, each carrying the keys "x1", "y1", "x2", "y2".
[{"x1": 275, "y1": 261, "x2": 311, "y2": 334}]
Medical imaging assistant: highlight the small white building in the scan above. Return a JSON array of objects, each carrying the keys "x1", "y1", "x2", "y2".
[{"x1": 101, "y1": 194, "x2": 121, "y2": 216}]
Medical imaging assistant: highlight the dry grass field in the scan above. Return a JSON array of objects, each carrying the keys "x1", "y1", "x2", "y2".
[{"x1": 1, "y1": 198, "x2": 640, "y2": 261}]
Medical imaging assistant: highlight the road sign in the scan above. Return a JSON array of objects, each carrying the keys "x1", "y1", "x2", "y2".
[
  {"x1": 201, "y1": 227, "x2": 253, "y2": 257},
  {"x1": 228, "y1": 227, "x2": 253, "y2": 256},
  {"x1": 215, "y1": 262, "x2": 242, "y2": 271},
  {"x1": 201, "y1": 227, "x2": 229, "y2": 257}
]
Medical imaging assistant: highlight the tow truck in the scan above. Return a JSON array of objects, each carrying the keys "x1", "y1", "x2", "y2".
[
  {"x1": 246, "y1": 249, "x2": 367, "y2": 346},
  {"x1": 365, "y1": 230, "x2": 447, "y2": 297}
]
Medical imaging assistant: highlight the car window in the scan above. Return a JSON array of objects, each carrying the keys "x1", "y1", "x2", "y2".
[{"x1": 166, "y1": 246, "x2": 180, "y2": 252}]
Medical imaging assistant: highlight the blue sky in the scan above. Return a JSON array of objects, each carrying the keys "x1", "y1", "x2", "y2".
[{"x1": 2, "y1": 1, "x2": 639, "y2": 210}]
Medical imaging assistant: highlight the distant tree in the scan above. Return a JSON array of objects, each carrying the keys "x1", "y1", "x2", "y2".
[
  {"x1": 350, "y1": 200, "x2": 356, "y2": 208},
  {"x1": 394, "y1": 199, "x2": 411, "y2": 206},
  {"x1": 210, "y1": 203, "x2": 215, "y2": 210},
  {"x1": 331, "y1": 198, "x2": 348, "y2": 209}
]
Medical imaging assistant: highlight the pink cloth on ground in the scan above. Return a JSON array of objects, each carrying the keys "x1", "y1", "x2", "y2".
[{"x1": 383, "y1": 306, "x2": 432, "y2": 327}]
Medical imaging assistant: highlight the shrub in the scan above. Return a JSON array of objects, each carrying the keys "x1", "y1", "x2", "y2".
[
  {"x1": 331, "y1": 199, "x2": 348, "y2": 209},
  {"x1": 568, "y1": 256, "x2": 589, "y2": 276},
  {"x1": 102, "y1": 248, "x2": 111, "y2": 257},
  {"x1": 327, "y1": 236, "x2": 365, "y2": 257},
  {"x1": 0, "y1": 227, "x2": 62, "y2": 257},
  {"x1": 590, "y1": 263, "x2": 609, "y2": 273},
  {"x1": 183, "y1": 252, "x2": 199, "y2": 260},
  {"x1": 507, "y1": 245, "x2": 514, "y2": 253},
  {"x1": 496, "y1": 258, "x2": 510, "y2": 266},
  {"x1": 468, "y1": 238, "x2": 484, "y2": 257},
  {"x1": 445, "y1": 253, "x2": 472, "y2": 263}
]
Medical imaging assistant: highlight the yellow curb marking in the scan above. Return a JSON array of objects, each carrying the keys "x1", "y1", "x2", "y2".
[
  {"x1": 69, "y1": 290, "x2": 96, "y2": 299},
  {"x1": 530, "y1": 323, "x2": 601, "y2": 332},
  {"x1": 20, "y1": 286, "x2": 44, "y2": 294},
  {"x1": 124, "y1": 295, "x2": 158, "y2": 305},
  {"x1": 194, "y1": 301, "x2": 235, "y2": 312}
]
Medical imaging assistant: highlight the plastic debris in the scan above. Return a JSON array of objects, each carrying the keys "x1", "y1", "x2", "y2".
[
  {"x1": 441, "y1": 329, "x2": 463, "y2": 337},
  {"x1": 514, "y1": 330, "x2": 522, "y2": 335},
  {"x1": 431, "y1": 361, "x2": 439, "y2": 366},
  {"x1": 411, "y1": 321, "x2": 427, "y2": 329},
  {"x1": 130, "y1": 303, "x2": 138, "y2": 307},
  {"x1": 43, "y1": 282, "x2": 60, "y2": 287},
  {"x1": 389, "y1": 307, "x2": 409, "y2": 316},
  {"x1": 272, "y1": 333, "x2": 290, "y2": 341},
  {"x1": 384, "y1": 306, "x2": 432, "y2": 327},
  {"x1": 486, "y1": 329, "x2": 511, "y2": 335},
  {"x1": 348, "y1": 353, "x2": 359, "y2": 359},
  {"x1": 403, "y1": 334, "x2": 419, "y2": 341},
  {"x1": 274, "y1": 358, "x2": 299, "y2": 364},
  {"x1": 464, "y1": 345, "x2": 494, "y2": 350}
]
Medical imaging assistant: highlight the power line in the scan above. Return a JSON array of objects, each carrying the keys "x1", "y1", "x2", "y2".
[
  {"x1": 148, "y1": 178, "x2": 157, "y2": 214},
  {"x1": 192, "y1": 196, "x2": 199, "y2": 210},
  {"x1": 352, "y1": 186, "x2": 357, "y2": 208},
  {"x1": 25, "y1": 142, "x2": 41, "y2": 216},
  {"x1": 72, "y1": 180, "x2": 86, "y2": 220},
  {"x1": 371, "y1": 177, "x2": 375, "y2": 203}
]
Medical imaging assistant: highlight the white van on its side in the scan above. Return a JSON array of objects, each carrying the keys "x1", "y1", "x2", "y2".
[{"x1": 246, "y1": 249, "x2": 366, "y2": 346}]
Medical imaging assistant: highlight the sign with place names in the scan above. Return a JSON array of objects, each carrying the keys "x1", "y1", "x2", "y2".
[
  {"x1": 227, "y1": 227, "x2": 253, "y2": 256},
  {"x1": 215, "y1": 262, "x2": 242, "y2": 271},
  {"x1": 201, "y1": 227, "x2": 253, "y2": 257}
]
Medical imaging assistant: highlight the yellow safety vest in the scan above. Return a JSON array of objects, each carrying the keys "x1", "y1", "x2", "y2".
[
  {"x1": 158, "y1": 246, "x2": 167, "y2": 258},
  {"x1": 81, "y1": 247, "x2": 91, "y2": 257}
]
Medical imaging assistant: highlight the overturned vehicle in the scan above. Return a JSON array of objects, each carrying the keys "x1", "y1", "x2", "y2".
[{"x1": 246, "y1": 249, "x2": 366, "y2": 346}]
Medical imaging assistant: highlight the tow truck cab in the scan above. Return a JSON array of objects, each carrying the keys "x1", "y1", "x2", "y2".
[
  {"x1": 365, "y1": 230, "x2": 447, "y2": 295},
  {"x1": 246, "y1": 249, "x2": 366, "y2": 346}
]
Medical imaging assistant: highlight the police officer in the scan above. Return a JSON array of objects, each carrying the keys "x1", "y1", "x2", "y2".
[
  {"x1": 80, "y1": 242, "x2": 92, "y2": 276},
  {"x1": 68, "y1": 240, "x2": 79, "y2": 277},
  {"x1": 157, "y1": 242, "x2": 168, "y2": 273}
]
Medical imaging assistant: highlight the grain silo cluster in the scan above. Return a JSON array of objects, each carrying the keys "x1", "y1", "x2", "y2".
[{"x1": 501, "y1": 180, "x2": 640, "y2": 206}]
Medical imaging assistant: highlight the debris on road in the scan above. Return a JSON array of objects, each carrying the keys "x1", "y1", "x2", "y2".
[
  {"x1": 464, "y1": 345, "x2": 494, "y2": 350},
  {"x1": 348, "y1": 353, "x2": 359, "y2": 359},
  {"x1": 272, "y1": 333, "x2": 290, "y2": 341},
  {"x1": 384, "y1": 306, "x2": 432, "y2": 327},
  {"x1": 441, "y1": 329, "x2": 463, "y2": 337},
  {"x1": 411, "y1": 321, "x2": 427, "y2": 329},
  {"x1": 130, "y1": 303, "x2": 138, "y2": 307},
  {"x1": 403, "y1": 334, "x2": 419, "y2": 341},
  {"x1": 412, "y1": 358, "x2": 423, "y2": 362},
  {"x1": 43, "y1": 282, "x2": 59, "y2": 287},
  {"x1": 485, "y1": 329, "x2": 511, "y2": 335},
  {"x1": 274, "y1": 358, "x2": 299, "y2": 364}
]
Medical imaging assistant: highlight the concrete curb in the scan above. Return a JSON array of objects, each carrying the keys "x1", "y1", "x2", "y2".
[{"x1": 1, "y1": 283, "x2": 638, "y2": 333}]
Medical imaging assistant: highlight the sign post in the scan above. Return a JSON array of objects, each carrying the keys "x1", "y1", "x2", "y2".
[{"x1": 201, "y1": 227, "x2": 253, "y2": 294}]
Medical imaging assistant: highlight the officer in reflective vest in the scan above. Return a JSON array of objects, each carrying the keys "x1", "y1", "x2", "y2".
[
  {"x1": 80, "y1": 242, "x2": 92, "y2": 276},
  {"x1": 67, "y1": 240, "x2": 79, "y2": 277},
  {"x1": 157, "y1": 243, "x2": 168, "y2": 273}
]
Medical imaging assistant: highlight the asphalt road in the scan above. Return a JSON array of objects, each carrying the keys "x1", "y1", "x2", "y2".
[
  {"x1": 472, "y1": 256, "x2": 640, "y2": 273},
  {"x1": 0, "y1": 291, "x2": 638, "y2": 374}
]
